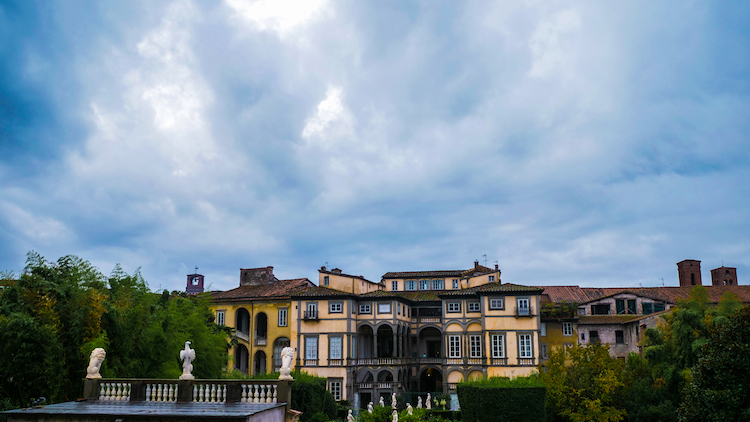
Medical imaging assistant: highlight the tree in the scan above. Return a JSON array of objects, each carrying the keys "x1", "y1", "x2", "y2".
[
  {"x1": 540, "y1": 343, "x2": 627, "y2": 422},
  {"x1": 678, "y1": 307, "x2": 750, "y2": 421}
]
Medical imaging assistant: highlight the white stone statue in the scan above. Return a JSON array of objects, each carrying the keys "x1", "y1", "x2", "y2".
[
  {"x1": 417, "y1": 396, "x2": 422, "y2": 409},
  {"x1": 407, "y1": 403, "x2": 413, "y2": 415},
  {"x1": 368, "y1": 402, "x2": 373, "y2": 414},
  {"x1": 279, "y1": 347, "x2": 295, "y2": 380},
  {"x1": 347, "y1": 409, "x2": 354, "y2": 422},
  {"x1": 179, "y1": 341, "x2": 196, "y2": 380},
  {"x1": 379, "y1": 396, "x2": 385, "y2": 407},
  {"x1": 392, "y1": 410, "x2": 398, "y2": 422},
  {"x1": 86, "y1": 348, "x2": 106, "y2": 379},
  {"x1": 391, "y1": 393, "x2": 397, "y2": 409},
  {"x1": 426, "y1": 393, "x2": 431, "y2": 410}
]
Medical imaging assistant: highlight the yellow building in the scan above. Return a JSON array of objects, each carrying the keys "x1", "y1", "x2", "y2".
[
  {"x1": 210, "y1": 266, "x2": 314, "y2": 375},
  {"x1": 292, "y1": 262, "x2": 542, "y2": 404}
]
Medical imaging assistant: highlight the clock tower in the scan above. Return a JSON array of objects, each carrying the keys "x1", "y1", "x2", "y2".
[{"x1": 186, "y1": 272, "x2": 205, "y2": 294}]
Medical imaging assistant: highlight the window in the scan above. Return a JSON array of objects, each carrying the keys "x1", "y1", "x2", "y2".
[
  {"x1": 306, "y1": 302, "x2": 318, "y2": 319},
  {"x1": 398, "y1": 304, "x2": 401, "y2": 315},
  {"x1": 406, "y1": 280, "x2": 416, "y2": 291},
  {"x1": 489, "y1": 275, "x2": 495, "y2": 282},
  {"x1": 433, "y1": 279, "x2": 444, "y2": 290},
  {"x1": 447, "y1": 302, "x2": 461, "y2": 313},
  {"x1": 615, "y1": 331, "x2": 624, "y2": 344},
  {"x1": 328, "y1": 380, "x2": 342, "y2": 401},
  {"x1": 578, "y1": 307, "x2": 585, "y2": 315},
  {"x1": 653, "y1": 302, "x2": 665, "y2": 312},
  {"x1": 518, "y1": 334, "x2": 533, "y2": 358},
  {"x1": 589, "y1": 330, "x2": 599, "y2": 344},
  {"x1": 580, "y1": 332, "x2": 586, "y2": 341},
  {"x1": 468, "y1": 302, "x2": 481, "y2": 312},
  {"x1": 449, "y1": 335, "x2": 461, "y2": 358},
  {"x1": 540, "y1": 323, "x2": 547, "y2": 337},
  {"x1": 419, "y1": 279, "x2": 431, "y2": 290},
  {"x1": 616, "y1": 299, "x2": 637, "y2": 314},
  {"x1": 391, "y1": 280, "x2": 398, "y2": 291},
  {"x1": 359, "y1": 304, "x2": 371, "y2": 314},
  {"x1": 469, "y1": 335, "x2": 482, "y2": 358},
  {"x1": 562, "y1": 322, "x2": 573, "y2": 336},
  {"x1": 278, "y1": 308, "x2": 288, "y2": 327},
  {"x1": 628, "y1": 299, "x2": 636, "y2": 314},
  {"x1": 517, "y1": 298, "x2": 530, "y2": 316},
  {"x1": 329, "y1": 336, "x2": 342, "y2": 359},
  {"x1": 591, "y1": 304, "x2": 610, "y2": 315},
  {"x1": 378, "y1": 303, "x2": 391, "y2": 314},
  {"x1": 491, "y1": 334, "x2": 505, "y2": 358},
  {"x1": 323, "y1": 276, "x2": 329, "y2": 286},
  {"x1": 305, "y1": 336, "x2": 318, "y2": 360},
  {"x1": 329, "y1": 302, "x2": 343, "y2": 313},
  {"x1": 452, "y1": 279, "x2": 459, "y2": 289},
  {"x1": 541, "y1": 343, "x2": 548, "y2": 359},
  {"x1": 489, "y1": 298, "x2": 504, "y2": 310},
  {"x1": 215, "y1": 310, "x2": 225, "y2": 326}
]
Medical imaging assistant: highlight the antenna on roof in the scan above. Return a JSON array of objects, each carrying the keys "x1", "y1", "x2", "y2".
[
  {"x1": 195, "y1": 265, "x2": 199, "y2": 274},
  {"x1": 483, "y1": 254, "x2": 488, "y2": 267},
  {"x1": 661, "y1": 278, "x2": 664, "y2": 287}
]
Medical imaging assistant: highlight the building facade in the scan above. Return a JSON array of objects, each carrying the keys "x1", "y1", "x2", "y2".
[{"x1": 291, "y1": 263, "x2": 542, "y2": 404}]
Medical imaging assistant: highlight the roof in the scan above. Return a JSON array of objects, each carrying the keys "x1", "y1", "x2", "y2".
[
  {"x1": 210, "y1": 278, "x2": 314, "y2": 302},
  {"x1": 292, "y1": 285, "x2": 355, "y2": 298},
  {"x1": 540, "y1": 285, "x2": 750, "y2": 306},
  {"x1": 319, "y1": 269, "x2": 379, "y2": 284},
  {"x1": 360, "y1": 290, "x2": 442, "y2": 302},
  {"x1": 440, "y1": 283, "x2": 543, "y2": 297},
  {"x1": 382, "y1": 270, "x2": 464, "y2": 279},
  {"x1": 577, "y1": 315, "x2": 644, "y2": 325}
]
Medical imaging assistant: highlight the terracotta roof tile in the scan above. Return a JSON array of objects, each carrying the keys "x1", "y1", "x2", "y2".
[
  {"x1": 360, "y1": 290, "x2": 442, "y2": 302},
  {"x1": 541, "y1": 285, "x2": 750, "y2": 305},
  {"x1": 210, "y1": 278, "x2": 314, "y2": 302},
  {"x1": 382, "y1": 270, "x2": 464, "y2": 279},
  {"x1": 292, "y1": 286, "x2": 355, "y2": 298},
  {"x1": 440, "y1": 283, "x2": 543, "y2": 297}
]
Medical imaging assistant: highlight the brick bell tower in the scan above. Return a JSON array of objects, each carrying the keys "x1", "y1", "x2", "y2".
[
  {"x1": 186, "y1": 267, "x2": 205, "y2": 294},
  {"x1": 677, "y1": 259, "x2": 702, "y2": 287}
]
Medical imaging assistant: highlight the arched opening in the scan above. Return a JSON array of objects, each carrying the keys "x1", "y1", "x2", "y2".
[
  {"x1": 418, "y1": 327, "x2": 442, "y2": 358},
  {"x1": 255, "y1": 312, "x2": 268, "y2": 344},
  {"x1": 235, "y1": 344, "x2": 249, "y2": 373},
  {"x1": 254, "y1": 350, "x2": 267, "y2": 375},
  {"x1": 419, "y1": 367, "x2": 443, "y2": 393},
  {"x1": 235, "y1": 308, "x2": 250, "y2": 340},
  {"x1": 273, "y1": 337, "x2": 290, "y2": 371},
  {"x1": 377, "y1": 325, "x2": 395, "y2": 358},
  {"x1": 357, "y1": 325, "x2": 374, "y2": 358},
  {"x1": 377, "y1": 370, "x2": 393, "y2": 382}
]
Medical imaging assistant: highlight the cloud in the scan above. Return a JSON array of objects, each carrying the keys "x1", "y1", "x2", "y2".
[{"x1": 1, "y1": 0, "x2": 750, "y2": 291}]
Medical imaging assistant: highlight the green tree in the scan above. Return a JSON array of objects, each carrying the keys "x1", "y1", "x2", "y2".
[
  {"x1": 678, "y1": 307, "x2": 750, "y2": 421},
  {"x1": 540, "y1": 343, "x2": 626, "y2": 422}
]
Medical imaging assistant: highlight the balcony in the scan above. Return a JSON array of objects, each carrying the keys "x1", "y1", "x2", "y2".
[
  {"x1": 303, "y1": 310, "x2": 318, "y2": 321},
  {"x1": 235, "y1": 331, "x2": 249, "y2": 342},
  {"x1": 349, "y1": 358, "x2": 409, "y2": 366},
  {"x1": 304, "y1": 359, "x2": 318, "y2": 366},
  {"x1": 355, "y1": 382, "x2": 402, "y2": 390},
  {"x1": 490, "y1": 357, "x2": 508, "y2": 365},
  {"x1": 514, "y1": 306, "x2": 535, "y2": 317},
  {"x1": 328, "y1": 359, "x2": 344, "y2": 366},
  {"x1": 518, "y1": 358, "x2": 536, "y2": 366},
  {"x1": 410, "y1": 316, "x2": 442, "y2": 324},
  {"x1": 255, "y1": 337, "x2": 267, "y2": 346}
]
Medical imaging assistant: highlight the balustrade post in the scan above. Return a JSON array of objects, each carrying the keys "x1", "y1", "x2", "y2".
[
  {"x1": 277, "y1": 380, "x2": 293, "y2": 412},
  {"x1": 226, "y1": 381, "x2": 242, "y2": 403},
  {"x1": 83, "y1": 379, "x2": 100, "y2": 400},
  {"x1": 177, "y1": 380, "x2": 193, "y2": 402}
]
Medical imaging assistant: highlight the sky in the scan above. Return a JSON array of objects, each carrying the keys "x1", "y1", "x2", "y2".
[{"x1": 1, "y1": 0, "x2": 750, "y2": 292}]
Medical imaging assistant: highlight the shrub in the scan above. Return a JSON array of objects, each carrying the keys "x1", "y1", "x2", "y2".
[{"x1": 457, "y1": 376, "x2": 546, "y2": 422}]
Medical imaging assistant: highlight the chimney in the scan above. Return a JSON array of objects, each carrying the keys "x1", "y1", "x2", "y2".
[
  {"x1": 495, "y1": 264, "x2": 499, "y2": 271},
  {"x1": 239, "y1": 266, "x2": 276, "y2": 286},
  {"x1": 474, "y1": 260, "x2": 480, "y2": 270},
  {"x1": 331, "y1": 268, "x2": 342, "y2": 274}
]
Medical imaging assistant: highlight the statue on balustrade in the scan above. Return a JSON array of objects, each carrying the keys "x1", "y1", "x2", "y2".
[
  {"x1": 179, "y1": 341, "x2": 196, "y2": 380},
  {"x1": 279, "y1": 347, "x2": 295, "y2": 381},
  {"x1": 86, "y1": 348, "x2": 106, "y2": 379}
]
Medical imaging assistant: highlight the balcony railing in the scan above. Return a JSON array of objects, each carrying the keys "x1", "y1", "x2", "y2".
[
  {"x1": 490, "y1": 357, "x2": 508, "y2": 365},
  {"x1": 354, "y1": 382, "x2": 402, "y2": 390},
  {"x1": 410, "y1": 316, "x2": 442, "y2": 324},
  {"x1": 303, "y1": 359, "x2": 318, "y2": 366},
  {"x1": 303, "y1": 310, "x2": 318, "y2": 320},
  {"x1": 328, "y1": 359, "x2": 344, "y2": 366},
  {"x1": 255, "y1": 337, "x2": 267, "y2": 346},
  {"x1": 518, "y1": 358, "x2": 536, "y2": 366},
  {"x1": 466, "y1": 357, "x2": 484, "y2": 365},
  {"x1": 349, "y1": 358, "x2": 409, "y2": 366},
  {"x1": 235, "y1": 331, "x2": 249, "y2": 342},
  {"x1": 447, "y1": 383, "x2": 459, "y2": 391},
  {"x1": 84, "y1": 378, "x2": 292, "y2": 408},
  {"x1": 514, "y1": 306, "x2": 535, "y2": 317}
]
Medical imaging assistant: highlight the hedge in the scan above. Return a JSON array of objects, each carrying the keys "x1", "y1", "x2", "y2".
[{"x1": 456, "y1": 377, "x2": 546, "y2": 422}]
